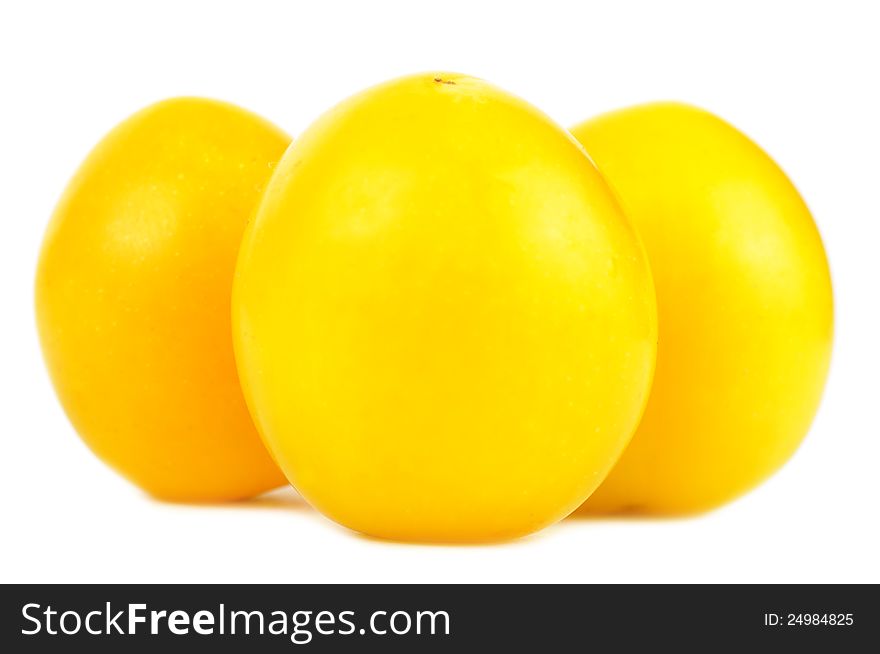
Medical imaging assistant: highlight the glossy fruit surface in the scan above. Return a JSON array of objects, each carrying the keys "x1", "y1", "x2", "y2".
[
  {"x1": 234, "y1": 73, "x2": 657, "y2": 541},
  {"x1": 36, "y1": 97, "x2": 290, "y2": 501},
  {"x1": 571, "y1": 102, "x2": 833, "y2": 514}
]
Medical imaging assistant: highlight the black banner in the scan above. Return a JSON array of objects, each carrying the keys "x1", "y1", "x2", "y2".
[{"x1": 1, "y1": 584, "x2": 875, "y2": 650}]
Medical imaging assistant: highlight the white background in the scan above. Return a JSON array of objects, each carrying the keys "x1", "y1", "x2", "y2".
[{"x1": 1, "y1": 0, "x2": 878, "y2": 583}]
